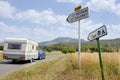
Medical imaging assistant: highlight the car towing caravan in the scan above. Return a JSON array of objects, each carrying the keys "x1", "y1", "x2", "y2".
[{"x1": 3, "y1": 38, "x2": 38, "y2": 63}]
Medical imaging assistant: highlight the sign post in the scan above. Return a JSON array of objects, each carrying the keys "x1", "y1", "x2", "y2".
[
  {"x1": 88, "y1": 25, "x2": 107, "y2": 80},
  {"x1": 67, "y1": 6, "x2": 89, "y2": 70},
  {"x1": 78, "y1": 20, "x2": 80, "y2": 70},
  {"x1": 75, "y1": 6, "x2": 82, "y2": 70},
  {"x1": 97, "y1": 38, "x2": 105, "y2": 80}
]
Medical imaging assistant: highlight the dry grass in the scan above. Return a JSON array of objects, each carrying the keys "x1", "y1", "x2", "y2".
[
  {"x1": 80, "y1": 52, "x2": 120, "y2": 80},
  {"x1": 0, "y1": 52, "x2": 120, "y2": 80},
  {"x1": 0, "y1": 51, "x2": 3, "y2": 61},
  {"x1": 45, "y1": 51, "x2": 62, "y2": 56}
]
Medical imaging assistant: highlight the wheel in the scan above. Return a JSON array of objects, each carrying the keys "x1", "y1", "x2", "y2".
[
  {"x1": 38, "y1": 57, "x2": 41, "y2": 60},
  {"x1": 12, "y1": 59, "x2": 17, "y2": 63}
]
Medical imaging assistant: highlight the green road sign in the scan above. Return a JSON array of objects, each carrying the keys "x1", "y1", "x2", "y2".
[{"x1": 88, "y1": 25, "x2": 107, "y2": 41}]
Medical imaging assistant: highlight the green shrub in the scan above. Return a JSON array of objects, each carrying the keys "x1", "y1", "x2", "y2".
[{"x1": 0, "y1": 46, "x2": 3, "y2": 50}]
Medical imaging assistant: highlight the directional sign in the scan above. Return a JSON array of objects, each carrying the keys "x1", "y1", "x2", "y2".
[
  {"x1": 88, "y1": 25, "x2": 107, "y2": 41},
  {"x1": 66, "y1": 7, "x2": 89, "y2": 23}
]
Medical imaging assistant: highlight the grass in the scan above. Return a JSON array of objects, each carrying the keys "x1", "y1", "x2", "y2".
[
  {"x1": 45, "y1": 51, "x2": 62, "y2": 56},
  {"x1": 0, "y1": 52, "x2": 120, "y2": 80}
]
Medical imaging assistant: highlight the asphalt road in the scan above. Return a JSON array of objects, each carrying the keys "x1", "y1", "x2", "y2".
[{"x1": 0, "y1": 54, "x2": 64, "y2": 77}]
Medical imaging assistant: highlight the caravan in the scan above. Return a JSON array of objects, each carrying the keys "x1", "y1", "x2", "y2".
[{"x1": 3, "y1": 38, "x2": 38, "y2": 63}]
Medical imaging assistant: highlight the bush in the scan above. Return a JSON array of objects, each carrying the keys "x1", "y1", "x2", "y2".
[
  {"x1": 60, "y1": 47, "x2": 68, "y2": 54},
  {"x1": 87, "y1": 46, "x2": 98, "y2": 53},
  {"x1": 60, "y1": 47, "x2": 76, "y2": 54},
  {"x1": 0, "y1": 46, "x2": 3, "y2": 50}
]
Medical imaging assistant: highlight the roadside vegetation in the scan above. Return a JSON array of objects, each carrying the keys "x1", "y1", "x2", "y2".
[
  {"x1": 39, "y1": 39, "x2": 120, "y2": 53},
  {"x1": 45, "y1": 51, "x2": 62, "y2": 56},
  {"x1": 0, "y1": 46, "x2": 3, "y2": 51},
  {"x1": 0, "y1": 52, "x2": 120, "y2": 80},
  {"x1": 0, "y1": 51, "x2": 3, "y2": 61}
]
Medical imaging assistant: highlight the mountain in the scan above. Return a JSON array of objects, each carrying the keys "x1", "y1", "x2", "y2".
[{"x1": 39, "y1": 37, "x2": 86, "y2": 46}]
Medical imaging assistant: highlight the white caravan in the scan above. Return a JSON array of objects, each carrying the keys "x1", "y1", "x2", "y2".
[{"x1": 3, "y1": 38, "x2": 38, "y2": 62}]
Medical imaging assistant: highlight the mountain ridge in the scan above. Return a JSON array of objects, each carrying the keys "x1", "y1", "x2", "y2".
[{"x1": 39, "y1": 37, "x2": 86, "y2": 46}]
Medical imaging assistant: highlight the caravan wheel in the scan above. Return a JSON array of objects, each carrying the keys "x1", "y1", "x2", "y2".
[
  {"x1": 29, "y1": 58, "x2": 34, "y2": 63},
  {"x1": 29, "y1": 59, "x2": 32, "y2": 63},
  {"x1": 12, "y1": 59, "x2": 17, "y2": 63}
]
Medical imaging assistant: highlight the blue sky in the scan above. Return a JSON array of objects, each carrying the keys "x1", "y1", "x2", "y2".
[{"x1": 0, "y1": 0, "x2": 120, "y2": 42}]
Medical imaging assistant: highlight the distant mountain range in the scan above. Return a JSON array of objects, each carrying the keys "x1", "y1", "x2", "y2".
[
  {"x1": 0, "y1": 37, "x2": 120, "y2": 46},
  {"x1": 39, "y1": 37, "x2": 86, "y2": 46}
]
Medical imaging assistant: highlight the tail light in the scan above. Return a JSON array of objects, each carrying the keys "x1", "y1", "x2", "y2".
[
  {"x1": 3, "y1": 55, "x2": 8, "y2": 59},
  {"x1": 19, "y1": 56, "x2": 25, "y2": 60}
]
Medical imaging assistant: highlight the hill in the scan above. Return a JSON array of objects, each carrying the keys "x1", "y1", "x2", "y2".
[{"x1": 39, "y1": 37, "x2": 86, "y2": 46}]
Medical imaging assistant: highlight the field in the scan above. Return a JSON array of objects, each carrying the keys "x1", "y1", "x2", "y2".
[
  {"x1": 45, "y1": 51, "x2": 62, "y2": 56},
  {"x1": 0, "y1": 52, "x2": 120, "y2": 80}
]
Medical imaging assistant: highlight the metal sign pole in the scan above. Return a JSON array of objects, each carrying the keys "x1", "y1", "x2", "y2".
[
  {"x1": 78, "y1": 20, "x2": 80, "y2": 70},
  {"x1": 96, "y1": 38, "x2": 105, "y2": 80}
]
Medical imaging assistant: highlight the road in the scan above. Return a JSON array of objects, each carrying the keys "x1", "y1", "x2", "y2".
[{"x1": 0, "y1": 54, "x2": 64, "y2": 77}]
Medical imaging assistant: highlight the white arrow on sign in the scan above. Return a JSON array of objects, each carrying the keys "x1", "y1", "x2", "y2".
[
  {"x1": 66, "y1": 7, "x2": 89, "y2": 23},
  {"x1": 88, "y1": 25, "x2": 107, "y2": 41}
]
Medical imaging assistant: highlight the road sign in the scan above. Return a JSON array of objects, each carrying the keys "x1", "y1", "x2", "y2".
[
  {"x1": 66, "y1": 7, "x2": 89, "y2": 23},
  {"x1": 66, "y1": 6, "x2": 89, "y2": 70},
  {"x1": 88, "y1": 25, "x2": 107, "y2": 41},
  {"x1": 88, "y1": 25, "x2": 107, "y2": 80}
]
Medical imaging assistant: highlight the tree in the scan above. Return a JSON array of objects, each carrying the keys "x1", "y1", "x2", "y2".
[{"x1": 0, "y1": 46, "x2": 3, "y2": 50}]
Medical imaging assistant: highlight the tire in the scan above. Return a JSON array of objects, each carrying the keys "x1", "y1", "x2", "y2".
[
  {"x1": 38, "y1": 57, "x2": 40, "y2": 60},
  {"x1": 12, "y1": 59, "x2": 17, "y2": 63},
  {"x1": 38, "y1": 57, "x2": 41, "y2": 60}
]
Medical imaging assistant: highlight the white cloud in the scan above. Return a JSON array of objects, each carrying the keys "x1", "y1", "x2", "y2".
[
  {"x1": 0, "y1": 21, "x2": 58, "y2": 42},
  {"x1": 0, "y1": 1, "x2": 16, "y2": 18},
  {"x1": 15, "y1": 9, "x2": 68, "y2": 26},
  {"x1": 0, "y1": 0, "x2": 119, "y2": 42},
  {"x1": 0, "y1": 18, "x2": 120, "y2": 42},
  {"x1": 56, "y1": 0, "x2": 82, "y2": 4},
  {"x1": 16, "y1": 9, "x2": 40, "y2": 23},
  {"x1": 86, "y1": 0, "x2": 120, "y2": 16},
  {"x1": 107, "y1": 24, "x2": 120, "y2": 39}
]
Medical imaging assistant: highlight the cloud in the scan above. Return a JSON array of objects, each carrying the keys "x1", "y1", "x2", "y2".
[
  {"x1": 0, "y1": 18, "x2": 120, "y2": 42},
  {"x1": 0, "y1": 21, "x2": 60, "y2": 42},
  {"x1": 107, "y1": 24, "x2": 120, "y2": 39},
  {"x1": 0, "y1": 0, "x2": 119, "y2": 42},
  {"x1": 15, "y1": 9, "x2": 68, "y2": 26},
  {"x1": 16, "y1": 9, "x2": 57, "y2": 25},
  {"x1": 56, "y1": 0, "x2": 82, "y2": 4},
  {"x1": 86, "y1": 0, "x2": 120, "y2": 16},
  {"x1": 0, "y1": 1, "x2": 16, "y2": 18}
]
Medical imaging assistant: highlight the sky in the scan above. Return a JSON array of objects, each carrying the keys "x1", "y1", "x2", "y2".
[{"x1": 0, "y1": 0, "x2": 120, "y2": 42}]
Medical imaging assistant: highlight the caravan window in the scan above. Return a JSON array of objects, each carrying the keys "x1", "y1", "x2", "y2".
[
  {"x1": 32, "y1": 46, "x2": 34, "y2": 50},
  {"x1": 8, "y1": 43, "x2": 22, "y2": 50}
]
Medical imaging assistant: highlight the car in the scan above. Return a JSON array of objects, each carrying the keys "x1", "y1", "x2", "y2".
[{"x1": 38, "y1": 50, "x2": 46, "y2": 60}]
